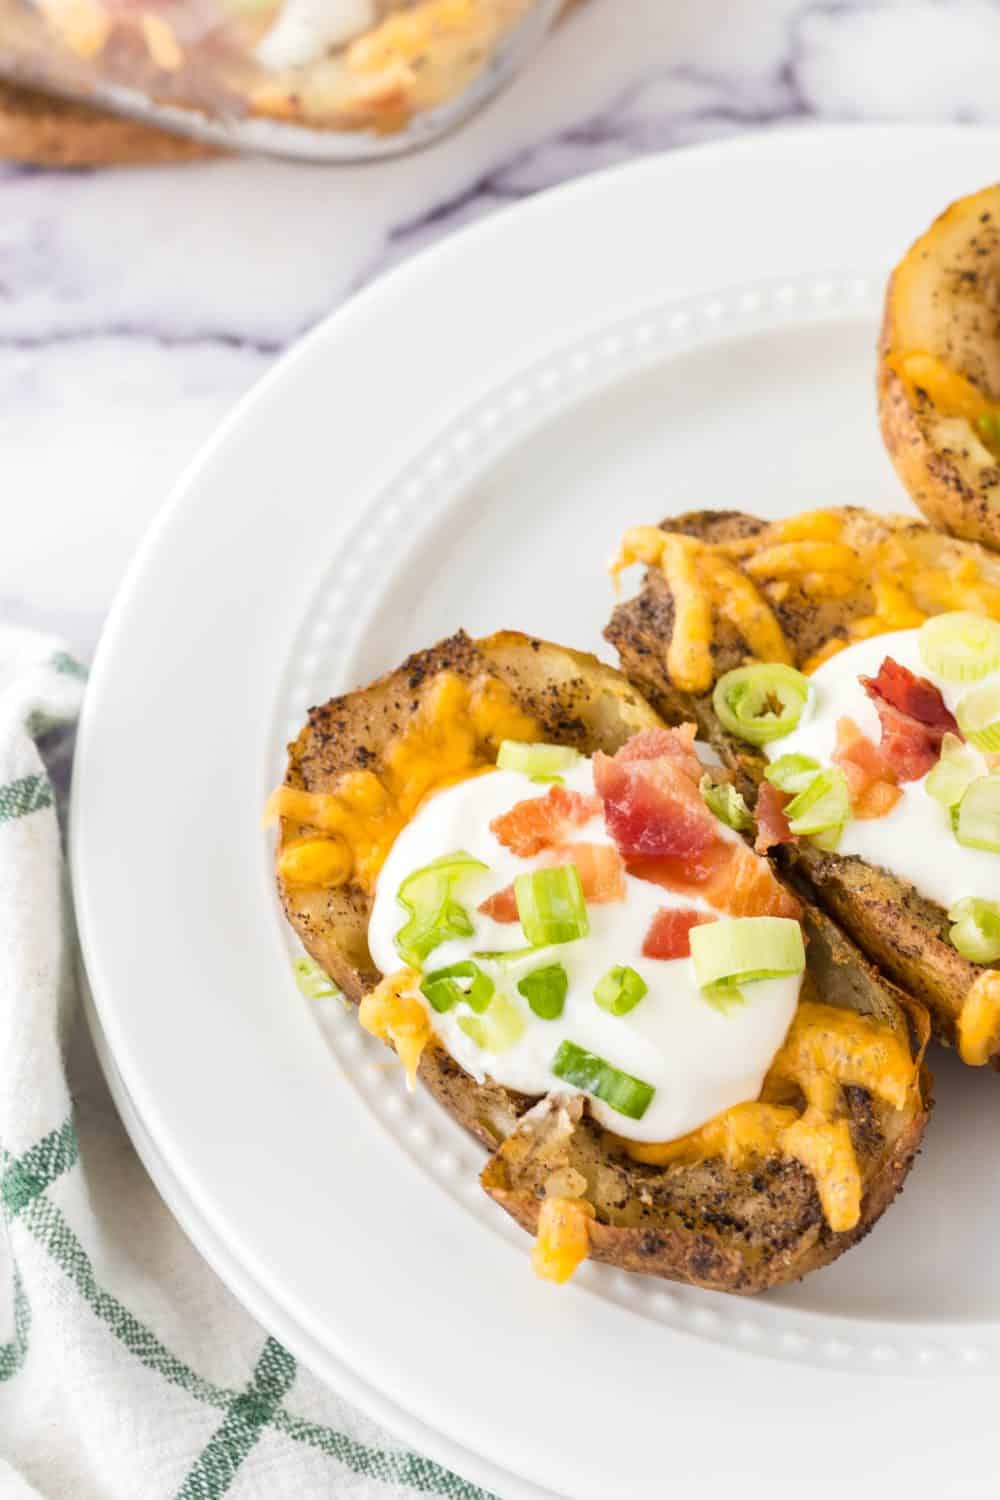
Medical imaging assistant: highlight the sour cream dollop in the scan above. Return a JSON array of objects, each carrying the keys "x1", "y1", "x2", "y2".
[
  {"x1": 769, "y1": 628, "x2": 1000, "y2": 910},
  {"x1": 367, "y1": 759, "x2": 801, "y2": 1144}
]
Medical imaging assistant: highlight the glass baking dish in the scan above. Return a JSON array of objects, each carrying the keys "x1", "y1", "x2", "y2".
[{"x1": 0, "y1": 0, "x2": 567, "y2": 159}]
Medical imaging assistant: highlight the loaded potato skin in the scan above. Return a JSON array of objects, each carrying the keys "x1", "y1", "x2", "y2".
[
  {"x1": 270, "y1": 629, "x2": 929, "y2": 1294},
  {"x1": 879, "y1": 184, "x2": 1000, "y2": 550}
]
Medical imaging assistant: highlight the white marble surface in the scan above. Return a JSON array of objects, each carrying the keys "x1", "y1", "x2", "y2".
[{"x1": 4, "y1": 0, "x2": 1000, "y2": 657}]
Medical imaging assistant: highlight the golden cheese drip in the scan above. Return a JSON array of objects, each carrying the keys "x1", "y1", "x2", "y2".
[
  {"x1": 610, "y1": 1001, "x2": 917, "y2": 1234},
  {"x1": 957, "y1": 970, "x2": 1000, "y2": 1066},
  {"x1": 266, "y1": 669, "x2": 539, "y2": 891}
]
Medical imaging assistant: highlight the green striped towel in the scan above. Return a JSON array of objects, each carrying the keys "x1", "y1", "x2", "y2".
[{"x1": 0, "y1": 628, "x2": 492, "y2": 1500}]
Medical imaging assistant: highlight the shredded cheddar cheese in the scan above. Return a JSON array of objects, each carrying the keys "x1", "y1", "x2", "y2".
[
  {"x1": 532, "y1": 1196, "x2": 595, "y2": 1284},
  {"x1": 611, "y1": 1001, "x2": 917, "y2": 1233},
  {"x1": 267, "y1": 670, "x2": 538, "y2": 891},
  {"x1": 888, "y1": 350, "x2": 1000, "y2": 432},
  {"x1": 957, "y1": 970, "x2": 1000, "y2": 1066},
  {"x1": 358, "y1": 969, "x2": 430, "y2": 1088},
  {"x1": 612, "y1": 507, "x2": 1000, "y2": 687}
]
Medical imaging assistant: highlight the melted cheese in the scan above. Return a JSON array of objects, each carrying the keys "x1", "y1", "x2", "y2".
[
  {"x1": 610, "y1": 1001, "x2": 916, "y2": 1233},
  {"x1": 958, "y1": 970, "x2": 1000, "y2": 1067},
  {"x1": 889, "y1": 350, "x2": 1000, "y2": 435},
  {"x1": 266, "y1": 670, "x2": 538, "y2": 891},
  {"x1": 531, "y1": 1196, "x2": 595, "y2": 1284},
  {"x1": 358, "y1": 968, "x2": 430, "y2": 1088},
  {"x1": 612, "y1": 508, "x2": 1000, "y2": 687}
]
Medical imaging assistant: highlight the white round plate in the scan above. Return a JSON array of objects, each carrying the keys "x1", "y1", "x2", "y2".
[{"x1": 73, "y1": 126, "x2": 1000, "y2": 1500}]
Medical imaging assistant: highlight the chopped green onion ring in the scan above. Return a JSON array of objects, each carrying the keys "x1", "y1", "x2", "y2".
[
  {"x1": 593, "y1": 965, "x2": 648, "y2": 1016},
  {"x1": 292, "y1": 956, "x2": 339, "y2": 1001},
  {"x1": 689, "y1": 916, "x2": 806, "y2": 992},
  {"x1": 957, "y1": 681, "x2": 1000, "y2": 752},
  {"x1": 918, "y1": 612, "x2": 1000, "y2": 684},
  {"x1": 551, "y1": 1040, "x2": 655, "y2": 1120},
  {"x1": 394, "y1": 851, "x2": 487, "y2": 968},
  {"x1": 764, "y1": 753, "x2": 822, "y2": 796},
  {"x1": 925, "y1": 733, "x2": 979, "y2": 809},
  {"x1": 457, "y1": 993, "x2": 526, "y2": 1053},
  {"x1": 517, "y1": 963, "x2": 569, "y2": 1020},
  {"x1": 514, "y1": 865, "x2": 590, "y2": 946},
  {"x1": 712, "y1": 664, "x2": 811, "y2": 747},
  {"x1": 784, "y1": 767, "x2": 850, "y2": 836},
  {"x1": 497, "y1": 740, "x2": 582, "y2": 777},
  {"x1": 420, "y1": 960, "x2": 495, "y2": 1014},
  {"x1": 954, "y1": 776, "x2": 1000, "y2": 854},
  {"x1": 948, "y1": 896, "x2": 1000, "y2": 963},
  {"x1": 700, "y1": 775, "x2": 752, "y2": 831}
]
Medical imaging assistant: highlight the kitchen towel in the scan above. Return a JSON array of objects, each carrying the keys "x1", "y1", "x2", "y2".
[{"x1": 0, "y1": 626, "x2": 492, "y2": 1500}]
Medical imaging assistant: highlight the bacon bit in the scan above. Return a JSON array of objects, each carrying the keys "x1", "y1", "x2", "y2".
[
  {"x1": 854, "y1": 780, "x2": 903, "y2": 820},
  {"x1": 490, "y1": 785, "x2": 602, "y2": 857},
  {"x1": 754, "y1": 782, "x2": 794, "y2": 854},
  {"x1": 614, "y1": 724, "x2": 704, "y2": 781},
  {"x1": 594, "y1": 741, "x2": 719, "y2": 860},
  {"x1": 478, "y1": 885, "x2": 519, "y2": 922},
  {"x1": 833, "y1": 716, "x2": 900, "y2": 818},
  {"x1": 860, "y1": 658, "x2": 959, "y2": 782},
  {"x1": 630, "y1": 841, "x2": 801, "y2": 921},
  {"x1": 479, "y1": 842, "x2": 626, "y2": 923},
  {"x1": 642, "y1": 908, "x2": 716, "y2": 960}
]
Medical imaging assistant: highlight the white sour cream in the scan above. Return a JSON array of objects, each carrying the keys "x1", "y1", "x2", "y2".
[
  {"x1": 256, "y1": 0, "x2": 375, "y2": 71},
  {"x1": 768, "y1": 628, "x2": 1000, "y2": 910},
  {"x1": 367, "y1": 761, "x2": 801, "y2": 1144}
]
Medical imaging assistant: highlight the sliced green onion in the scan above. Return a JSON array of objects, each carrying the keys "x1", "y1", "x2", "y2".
[
  {"x1": 701, "y1": 980, "x2": 746, "y2": 1014},
  {"x1": 925, "y1": 732, "x2": 980, "y2": 808},
  {"x1": 689, "y1": 916, "x2": 805, "y2": 990},
  {"x1": 764, "y1": 753, "x2": 821, "y2": 796},
  {"x1": 394, "y1": 851, "x2": 487, "y2": 967},
  {"x1": 918, "y1": 611, "x2": 1000, "y2": 683},
  {"x1": 700, "y1": 775, "x2": 752, "y2": 831},
  {"x1": 497, "y1": 740, "x2": 582, "y2": 777},
  {"x1": 551, "y1": 1040, "x2": 655, "y2": 1120},
  {"x1": 457, "y1": 993, "x2": 526, "y2": 1053},
  {"x1": 784, "y1": 767, "x2": 850, "y2": 836},
  {"x1": 420, "y1": 961, "x2": 494, "y2": 1015},
  {"x1": 514, "y1": 865, "x2": 589, "y2": 946},
  {"x1": 948, "y1": 896, "x2": 1000, "y2": 963},
  {"x1": 712, "y1": 664, "x2": 811, "y2": 746},
  {"x1": 957, "y1": 681, "x2": 1000, "y2": 751},
  {"x1": 809, "y1": 824, "x2": 844, "y2": 853},
  {"x1": 292, "y1": 956, "x2": 339, "y2": 1001},
  {"x1": 954, "y1": 776, "x2": 1000, "y2": 853},
  {"x1": 593, "y1": 965, "x2": 648, "y2": 1016},
  {"x1": 531, "y1": 774, "x2": 565, "y2": 785},
  {"x1": 473, "y1": 945, "x2": 546, "y2": 965},
  {"x1": 517, "y1": 963, "x2": 568, "y2": 1020}
]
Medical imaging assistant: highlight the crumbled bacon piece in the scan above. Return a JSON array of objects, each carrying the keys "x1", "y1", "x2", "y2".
[
  {"x1": 832, "y1": 716, "x2": 901, "y2": 819},
  {"x1": 594, "y1": 727, "x2": 719, "y2": 860},
  {"x1": 754, "y1": 782, "x2": 795, "y2": 854},
  {"x1": 642, "y1": 908, "x2": 716, "y2": 960},
  {"x1": 860, "y1": 658, "x2": 959, "y2": 782},
  {"x1": 629, "y1": 840, "x2": 801, "y2": 920},
  {"x1": 478, "y1": 842, "x2": 626, "y2": 923},
  {"x1": 490, "y1": 785, "x2": 602, "y2": 856}
]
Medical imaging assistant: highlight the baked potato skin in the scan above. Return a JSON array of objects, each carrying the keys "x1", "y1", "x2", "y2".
[
  {"x1": 606, "y1": 509, "x2": 990, "y2": 1058},
  {"x1": 878, "y1": 185, "x2": 1000, "y2": 549},
  {"x1": 277, "y1": 629, "x2": 930, "y2": 1291}
]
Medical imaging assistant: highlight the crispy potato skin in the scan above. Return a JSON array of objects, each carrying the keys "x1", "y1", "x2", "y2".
[
  {"x1": 878, "y1": 185, "x2": 1000, "y2": 549},
  {"x1": 276, "y1": 629, "x2": 930, "y2": 1292},
  {"x1": 606, "y1": 509, "x2": 994, "y2": 1061}
]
